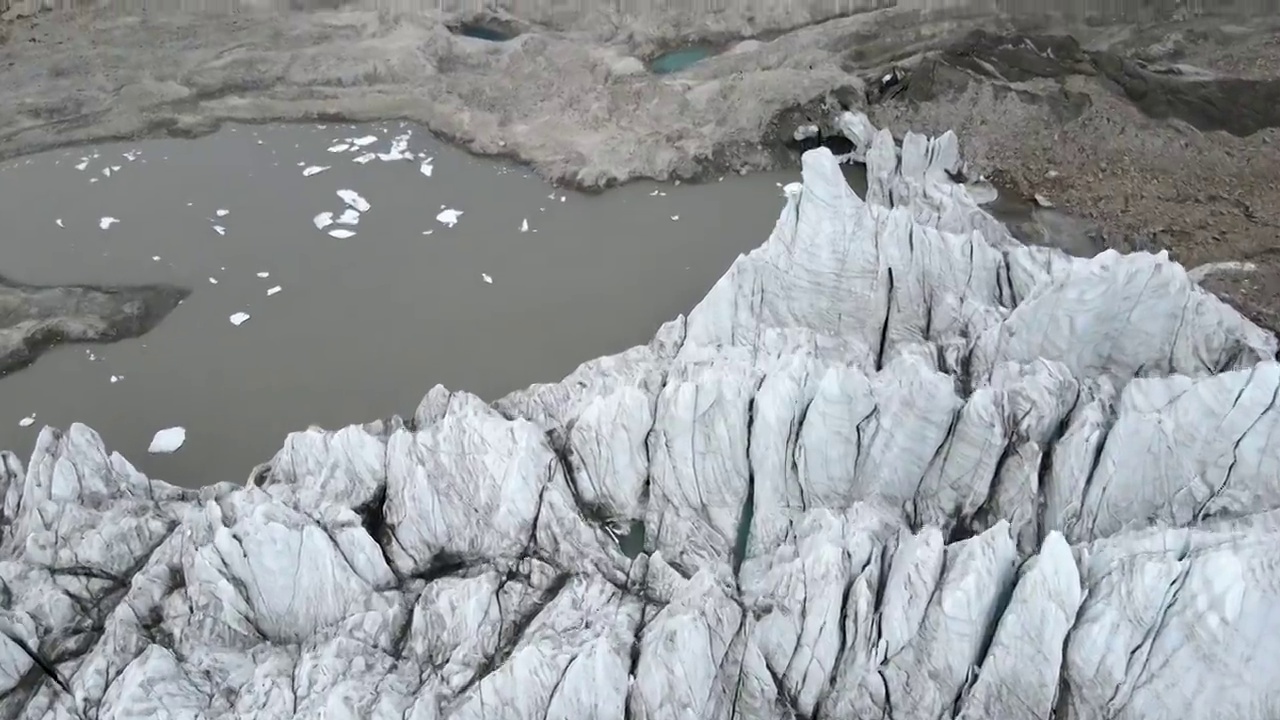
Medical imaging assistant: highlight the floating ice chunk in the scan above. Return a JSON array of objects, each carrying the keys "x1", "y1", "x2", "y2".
[
  {"x1": 378, "y1": 134, "x2": 412, "y2": 161},
  {"x1": 353, "y1": 153, "x2": 376, "y2": 164},
  {"x1": 267, "y1": 285, "x2": 282, "y2": 296},
  {"x1": 560, "y1": 196, "x2": 566, "y2": 203},
  {"x1": 482, "y1": 273, "x2": 493, "y2": 284},
  {"x1": 520, "y1": 218, "x2": 529, "y2": 232},
  {"x1": 147, "y1": 426, "x2": 186, "y2": 454},
  {"x1": 328, "y1": 228, "x2": 356, "y2": 239},
  {"x1": 421, "y1": 230, "x2": 434, "y2": 235},
  {"x1": 351, "y1": 135, "x2": 378, "y2": 147},
  {"x1": 670, "y1": 215, "x2": 680, "y2": 221},
  {"x1": 419, "y1": 159, "x2": 434, "y2": 177},
  {"x1": 123, "y1": 150, "x2": 140, "y2": 161},
  {"x1": 303, "y1": 165, "x2": 330, "y2": 177},
  {"x1": 216, "y1": 209, "x2": 229, "y2": 217},
  {"x1": 212, "y1": 225, "x2": 227, "y2": 236},
  {"x1": 209, "y1": 277, "x2": 219, "y2": 284},
  {"x1": 55, "y1": 218, "x2": 64, "y2": 228},
  {"x1": 99, "y1": 217, "x2": 119, "y2": 229},
  {"x1": 74, "y1": 158, "x2": 89, "y2": 171},
  {"x1": 327, "y1": 143, "x2": 351, "y2": 153},
  {"x1": 110, "y1": 375, "x2": 122, "y2": 383},
  {"x1": 102, "y1": 167, "x2": 112, "y2": 177},
  {"x1": 18, "y1": 415, "x2": 35, "y2": 428},
  {"x1": 436, "y1": 208, "x2": 463, "y2": 227},
  {"x1": 229, "y1": 312, "x2": 251, "y2": 326},
  {"x1": 256, "y1": 272, "x2": 270, "y2": 278},
  {"x1": 336, "y1": 208, "x2": 361, "y2": 226},
  {"x1": 337, "y1": 190, "x2": 371, "y2": 212},
  {"x1": 313, "y1": 212, "x2": 334, "y2": 230},
  {"x1": 152, "y1": 256, "x2": 161, "y2": 261},
  {"x1": 111, "y1": 165, "x2": 121, "y2": 172}
]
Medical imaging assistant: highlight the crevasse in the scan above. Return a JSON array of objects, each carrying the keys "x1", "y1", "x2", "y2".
[{"x1": 2, "y1": 116, "x2": 1278, "y2": 720}]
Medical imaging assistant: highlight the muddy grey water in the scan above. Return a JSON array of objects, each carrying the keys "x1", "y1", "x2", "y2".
[{"x1": 0, "y1": 123, "x2": 808, "y2": 486}]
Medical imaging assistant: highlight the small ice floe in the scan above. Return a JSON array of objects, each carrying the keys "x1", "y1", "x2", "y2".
[
  {"x1": 229, "y1": 312, "x2": 251, "y2": 326},
  {"x1": 436, "y1": 208, "x2": 463, "y2": 227},
  {"x1": 520, "y1": 218, "x2": 529, "y2": 232},
  {"x1": 560, "y1": 196, "x2": 566, "y2": 203},
  {"x1": 216, "y1": 208, "x2": 230, "y2": 217},
  {"x1": 378, "y1": 133, "x2": 413, "y2": 161},
  {"x1": 74, "y1": 158, "x2": 89, "y2": 171},
  {"x1": 256, "y1": 271, "x2": 270, "y2": 278},
  {"x1": 18, "y1": 414, "x2": 35, "y2": 428},
  {"x1": 313, "y1": 212, "x2": 335, "y2": 230},
  {"x1": 123, "y1": 150, "x2": 141, "y2": 161},
  {"x1": 327, "y1": 143, "x2": 351, "y2": 153},
  {"x1": 1034, "y1": 193, "x2": 1054, "y2": 208},
  {"x1": 152, "y1": 255, "x2": 162, "y2": 262},
  {"x1": 337, "y1": 189, "x2": 371, "y2": 212},
  {"x1": 99, "y1": 216, "x2": 119, "y2": 229},
  {"x1": 336, "y1": 208, "x2": 361, "y2": 226},
  {"x1": 266, "y1": 285, "x2": 282, "y2": 296},
  {"x1": 212, "y1": 225, "x2": 227, "y2": 236},
  {"x1": 302, "y1": 165, "x2": 330, "y2": 177},
  {"x1": 670, "y1": 215, "x2": 679, "y2": 221},
  {"x1": 147, "y1": 426, "x2": 186, "y2": 454},
  {"x1": 55, "y1": 218, "x2": 64, "y2": 228},
  {"x1": 353, "y1": 153, "x2": 377, "y2": 164},
  {"x1": 110, "y1": 375, "x2": 122, "y2": 383},
  {"x1": 481, "y1": 273, "x2": 493, "y2": 284},
  {"x1": 351, "y1": 135, "x2": 378, "y2": 147},
  {"x1": 421, "y1": 230, "x2": 434, "y2": 236},
  {"x1": 328, "y1": 228, "x2": 356, "y2": 239},
  {"x1": 419, "y1": 159, "x2": 434, "y2": 177},
  {"x1": 102, "y1": 167, "x2": 113, "y2": 177},
  {"x1": 209, "y1": 277, "x2": 219, "y2": 284},
  {"x1": 90, "y1": 178, "x2": 99, "y2": 184}
]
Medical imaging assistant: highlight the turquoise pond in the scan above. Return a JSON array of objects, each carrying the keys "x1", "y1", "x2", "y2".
[{"x1": 649, "y1": 47, "x2": 715, "y2": 74}]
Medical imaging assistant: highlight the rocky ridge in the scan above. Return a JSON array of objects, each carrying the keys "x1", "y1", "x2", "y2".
[{"x1": 2, "y1": 116, "x2": 1279, "y2": 719}]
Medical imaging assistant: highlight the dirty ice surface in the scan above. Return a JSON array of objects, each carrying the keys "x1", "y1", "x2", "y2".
[{"x1": 0, "y1": 123, "x2": 798, "y2": 486}]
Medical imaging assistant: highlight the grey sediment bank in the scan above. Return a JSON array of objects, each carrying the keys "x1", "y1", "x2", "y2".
[
  {"x1": 1, "y1": 112, "x2": 1279, "y2": 717},
  {"x1": 0, "y1": 275, "x2": 188, "y2": 377}
]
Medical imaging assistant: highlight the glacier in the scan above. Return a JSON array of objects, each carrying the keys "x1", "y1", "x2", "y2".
[{"x1": 3, "y1": 117, "x2": 1280, "y2": 719}]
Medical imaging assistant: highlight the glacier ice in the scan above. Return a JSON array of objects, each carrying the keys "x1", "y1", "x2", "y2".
[{"x1": 3, "y1": 119, "x2": 1280, "y2": 720}]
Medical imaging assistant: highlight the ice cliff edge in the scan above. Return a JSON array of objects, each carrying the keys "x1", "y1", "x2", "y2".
[{"x1": 2, "y1": 119, "x2": 1280, "y2": 720}]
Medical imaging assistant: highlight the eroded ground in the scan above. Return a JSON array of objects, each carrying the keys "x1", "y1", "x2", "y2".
[{"x1": 0, "y1": 1, "x2": 1277, "y2": 332}]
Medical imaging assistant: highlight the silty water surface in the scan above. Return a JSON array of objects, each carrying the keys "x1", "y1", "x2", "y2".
[{"x1": 0, "y1": 123, "x2": 801, "y2": 487}]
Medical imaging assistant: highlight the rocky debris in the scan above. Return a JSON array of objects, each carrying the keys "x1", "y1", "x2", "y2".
[
  {"x1": 0, "y1": 275, "x2": 189, "y2": 377},
  {"x1": 3, "y1": 120, "x2": 1279, "y2": 718}
]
